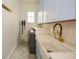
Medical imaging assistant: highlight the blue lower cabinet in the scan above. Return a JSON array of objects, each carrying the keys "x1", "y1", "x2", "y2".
[{"x1": 36, "y1": 45, "x2": 41, "y2": 59}]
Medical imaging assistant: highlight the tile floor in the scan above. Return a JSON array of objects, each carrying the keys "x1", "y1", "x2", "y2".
[{"x1": 9, "y1": 41, "x2": 36, "y2": 59}]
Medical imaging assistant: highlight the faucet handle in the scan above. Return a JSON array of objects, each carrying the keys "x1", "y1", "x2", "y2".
[{"x1": 59, "y1": 35, "x2": 64, "y2": 42}]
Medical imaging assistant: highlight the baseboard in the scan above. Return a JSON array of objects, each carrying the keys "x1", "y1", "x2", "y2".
[{"x1": 6, "y1": 42, "x2": 18, "y2": 59}]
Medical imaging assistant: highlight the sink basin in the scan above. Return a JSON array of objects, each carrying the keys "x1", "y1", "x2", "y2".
[
  {"x1": 37, "y1": 36, "x2": 52, "y2": 42},
  {"x1": 36, "y1": 31, "x2": 49, "y2": 36},
  {"x1": 36, "y1": 34, "x2": 74, "y2": 52}
]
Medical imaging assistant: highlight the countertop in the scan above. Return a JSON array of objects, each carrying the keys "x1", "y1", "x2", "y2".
[
  {"x1": 49, "y1": 52, "x2": 75, "y2": 59},
  {"x1": 34, "y1": 27, "x2": 76, "y2": 59}
]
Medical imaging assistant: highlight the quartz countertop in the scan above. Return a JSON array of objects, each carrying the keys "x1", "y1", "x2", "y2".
[
  {"x1": 34, "y1": 27, "x2": 76, "y2": 59},
  {"x1": 49, "y1": 52, "x2": 75, "y2": 59}
]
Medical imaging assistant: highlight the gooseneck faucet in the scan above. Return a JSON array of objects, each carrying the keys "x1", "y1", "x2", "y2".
[
  {"x1": 53, "y1": 23, "x2": 64, "y2": 42},
  {"x1": 53, "y1": 23, "x2": 62, "y2": 37}
]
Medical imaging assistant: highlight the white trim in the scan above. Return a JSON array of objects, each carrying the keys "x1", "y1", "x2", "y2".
[{"x1": 6, "y1": 43, "x2": 18, "y2": 59}]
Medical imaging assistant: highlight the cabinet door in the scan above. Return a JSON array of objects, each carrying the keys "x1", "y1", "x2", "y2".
[
  {"x1": 42, "y1": 0, "x2": 75, "y2": 23},
  {"x1": 43, "y1": 0, "x2": 57, "y2": 23},
  {"x1": 37, "y1": 0, "x2": 75, "y2": 23},
  {"x1": 36, "y1": 44, "x2": 41, "y2": 59},
  {"x1": 37, "y1": 0, "x2": 43, "y2": 24},
  {"x1": 56, "y1": 0, "x2": 76, "y2": 21}
]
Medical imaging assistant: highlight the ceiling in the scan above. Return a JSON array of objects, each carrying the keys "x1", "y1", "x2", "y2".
[{"x1": 20, "y1": 0, "x2": 38, "y2": 3}]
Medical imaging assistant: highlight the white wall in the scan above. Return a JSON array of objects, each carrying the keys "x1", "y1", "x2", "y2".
[
  {"x1": 20, "y1": 3, "x2": 38, "y2": 41},
  {"x1": 21, "y1": 3, "x2": 37, "y2": 21},
  {"x1": 2, "y1": 0, "x2": 21, "y2": 59}
]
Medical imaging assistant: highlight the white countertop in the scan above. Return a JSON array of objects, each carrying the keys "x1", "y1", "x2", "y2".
[
  {"x1": 34, "y1": 27, "x2": 76, "y2": 59},
  {"x1": 49, "y1": 52, "x2": 75, "y2": 59}
]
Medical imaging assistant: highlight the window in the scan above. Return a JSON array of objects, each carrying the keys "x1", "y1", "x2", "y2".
[
  {"x1": 27, "y1": 12, "x2": 34, "y2": 23},
  {"x1": 37, "y1": 11, "x2": 43, "y2": 23}
]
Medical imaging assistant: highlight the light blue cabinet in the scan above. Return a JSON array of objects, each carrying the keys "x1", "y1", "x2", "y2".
[
  {"x1": 43, "y1": 0, "x2": 57, "y2": 23},
  {"x1": 56, "y1": 0, "x2": 76, "y2": 21},
  {"x1": 37, "y1": 0, "x2": 43, "y2": 24},
  {"x1": 36, "y1": 43, "x2": 41, "y2": 59},
  {"x1": 37, "y1": 0, "x2": 76, "y2": 23}
]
